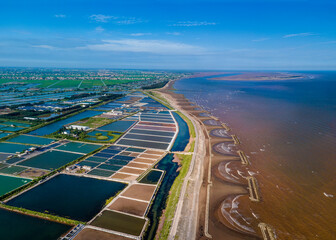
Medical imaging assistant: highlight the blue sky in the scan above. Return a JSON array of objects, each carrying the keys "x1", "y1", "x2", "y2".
[{"x1": 1, "y1": 0, "x2": 336, "y2": 70}]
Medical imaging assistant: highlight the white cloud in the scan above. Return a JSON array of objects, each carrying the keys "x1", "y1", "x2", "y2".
[
  {"x1": 95, "y1": 26, "x2": 105, "y2": 33},
  {"x1": 55, "y1": 14, "x2": 66, "y2": 18},
  {"x1": 32, "y1": 45, "x2": 57, "y2": 50},
  {"x1": 252, "y1": 38, "x2": 270, "y2": 42},
  {"x1": 81, "y1": 39, "x2": 204, "y2": 55},
  {"x1": 170, "y1": 21, "x2": 216, "y2": 27},
  {"x1": 89, "y1": 14, "x2": 145, "y2": 25},
  {"x1": 89, "y1": 14, "x2": 117, "y2": 23},
  {"x1": 166, "y1": 32, "x2": 181, "y2": 36},
  {"x1": 130, "y1": 33, "x2": 152, "y2": 36},
  {"x1": 283, "y1": 32, "x2": 316, "y2": 38},
  {"x1": 116, "y1": 18, "x2": 146, "y2": 25}
]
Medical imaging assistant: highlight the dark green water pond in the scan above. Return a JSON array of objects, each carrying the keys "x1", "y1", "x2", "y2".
[
  {"x1": 0, "y1": 208, "x2": 71, "y2": 240},
  {"x1": 7, "y1": 174, "x2": 126, "y2": 221},
  {"x1": 139, "y1": 170, "x2": 163, "y2": 185}
]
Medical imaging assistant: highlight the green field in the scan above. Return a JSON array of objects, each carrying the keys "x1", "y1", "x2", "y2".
[
  {"x1": 80, "y1": 79, "x2": 105, "y2": 88},
  {"x1": 79, "y1": 117, "x2": 113, "y2": 128},
  {"x1": 51, "y1": 80, "x2": 81, "y2": 88},
  {"x1": 104, "y1": 79, "x2": 141, "y2": 86}
]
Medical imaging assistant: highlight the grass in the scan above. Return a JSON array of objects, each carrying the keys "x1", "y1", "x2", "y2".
[
  {"x1": 104, "y1": 79, "x2": 141, "y2": 86},
  {"x1": 158, "y1": 154, "x2": 192, "y2": 240},
  {"x1": 79, "y1": 117, "x2": 114, "y2": 128},
  {"x1": 51, "y1": 80, "x2": 81, "y2": 88},
  {"x1": 84, "y1": 130, "x2": 121, "y2": 143},
  {"x1": 80, "y1": 80, "x2": 105, "y2": 88},
  {"x1": 144, "y1": 90, "x2": 173, "y2": 109},
  {"x1": 0, "y1": 204, "x2": 84, "y2": 225},
  {"x1": 0, "y1": 79, "x2": 57, "y2": 88},
  {"x1": 188, "y1": 140, "x2": 195, "y2": 153},
  {"x1": 97, "y1": 135, "x2": 108, "y2": 140}
]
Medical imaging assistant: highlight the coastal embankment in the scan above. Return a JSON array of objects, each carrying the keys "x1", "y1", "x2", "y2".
[{"x1": 154, "y1": 78, "x2": 263, "y2": 240}]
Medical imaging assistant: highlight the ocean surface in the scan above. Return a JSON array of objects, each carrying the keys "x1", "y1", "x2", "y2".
[{"x1": 174, "y1": 72, "x2": 336, "y2": 239}]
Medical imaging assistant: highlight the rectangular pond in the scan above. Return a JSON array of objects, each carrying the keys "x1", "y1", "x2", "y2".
[
  {"x1": 90, "y1": 210, "x2": 146, "y2": 236},
  {"x1": 0, "y1": 132, "x2": 12, "y2": 139},
  {"x1": 97, "y1": 164, "x2": 122, "y2": 172},
  {"x1": 55, "y1": 142, "x2": 101, "y2": 154},
  {"x1": 139, "y1": 170, "x2": 163, "y2": 185},
  {"x1": 97, "y1": 120, "x2": 136, "y2": 132},
  {"x1": 0, "y1": 175, "x2": 31, "y2": 196},
  {"x1": 0, "y1": 166, "x2": 27, "y2": 175},
  {"x1": 129, "y1": 129, "x2": 175, "y2": 137},
  {"x1": 7, "y1": 174, "x2": 127, "y2": 221},
  {"x1": 0, "y1": 153, "x2": 11, "y2": 161},
  {"x1": 117, "y1": 139, "x2": 169, "y2": 150},
  {"x1": 0, "y1": 208, "x2": 71, "y2": 240},
  {"x1": 87, "y1": 168, "x2": 115, "y2": 177},
  {"x1": 7, "y1": 135, "x2": 55, "y2": 146},
  {"x1": 0, "y1": 126, "x2": 25, "y2": 132},
  {"x1": 123, "y1": 133, "x2": 172, "y2": 143},
  {"x1": 0, "y1": 142, "x2": 33, "y2": 154},
  {"x1": 0, "y1": 121, "x2": 31, "y2": 127},
  {"x1": 19, "y1": 150, "x2": 83, "y2": 170}
]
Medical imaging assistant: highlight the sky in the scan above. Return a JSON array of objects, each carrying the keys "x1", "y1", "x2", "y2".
[{"x1": 1, "y1": 0, "x2": 336, "y2": 70}]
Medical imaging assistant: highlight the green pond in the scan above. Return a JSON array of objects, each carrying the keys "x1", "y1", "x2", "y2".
[
  {"x1": 55, "y1": 142, "x2": 101, "y2": 154},
  {"x1": 0, "y1": 175, "x2": 31, "y2": 196},
  {"x1": 19, "y1": 150, "x2": 82, "y2": 170},
  {"x1": 0, "y1": 166, "x2": 26, "y2": 175},
  {"x1": 0, "y1": 208, "x2": 71, "y2": 240},
  {"x1": 139, "y1": 170, "x2": 163, "y2": 185},
  {"x1": 91, "y1": 210, "x2": 146, "y2": 236},
  {"x1": 0, "y1": 132, "x2": 12, "y2": 139},
  {"x1": 7, "y1": 135, "x2": 55, "y2": 145},
  {"x1": 98, "y1": 120, "x2": 136, "y2": 132},
  {"x1": 7, "y1": 174, "x2": 127, "y2": 221},
  {"x1": 0, "y1": 142, "x2": 33, "y2": 154},
  {"x1": 0, "y1": 121, "x2": 31, "y2": 127},
  {"x1": 0, "y1": 126, "x2": 25, "y2": 132}
]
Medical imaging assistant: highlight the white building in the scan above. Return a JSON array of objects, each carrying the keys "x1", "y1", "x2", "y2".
[
  {"x1": 106, "y1": 110, "x2": 123, "y2": 116},
  {"x1": 82, "y1": 165, "x2": 92, "y2": 171},
  {"x1": 66, "y1": 125, "x2": 90, "y2": 131}
]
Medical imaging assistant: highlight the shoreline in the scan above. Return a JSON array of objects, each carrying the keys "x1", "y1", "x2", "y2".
[
  {"x1": 206, "y1": 71, "x2": 313, "y2": 81},
  {"x1": 153, "y1": 79, "x2": 262, "y2": 239}
]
